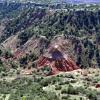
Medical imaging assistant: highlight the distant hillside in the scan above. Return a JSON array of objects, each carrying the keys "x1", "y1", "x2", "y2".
[
  {"x1": 1, "y1": 0, "x2": 100, "y2": 4},
  {"x1": 1, "y1": 0, "x2": 60, "y2": 4}
]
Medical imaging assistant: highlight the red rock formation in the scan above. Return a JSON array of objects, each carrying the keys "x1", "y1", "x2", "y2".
[{"x1": 37, "y1": 44, "x2": 79, "y2": 75}]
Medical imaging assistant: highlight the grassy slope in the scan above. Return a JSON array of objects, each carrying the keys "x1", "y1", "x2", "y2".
[
  {"x1": 43, "y1": 69, "x2": 100, "y2": 100},
  {"x1": 0, "y1": 68, "x2": 100, "y2": 100}
]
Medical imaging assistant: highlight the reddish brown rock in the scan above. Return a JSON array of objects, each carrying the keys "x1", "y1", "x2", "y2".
[
  {"x1": 37, "y1": 44, "x2": 79, "y2": 75},
  {"x1": 96, "y1": 84, "x2": 100, "y2": 88}
]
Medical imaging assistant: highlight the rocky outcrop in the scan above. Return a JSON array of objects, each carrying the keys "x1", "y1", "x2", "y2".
[
  {"x1": 37, "y1": 56, "x2": 79, "y2": 75},
  {"x1": 37, "y1": 40, "x2": 79, "y2": 75}
]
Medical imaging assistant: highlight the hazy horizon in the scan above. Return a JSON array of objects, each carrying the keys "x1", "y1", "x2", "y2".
[{"x1": 0, "y1": 0, "x2": 100, "y2": 3}]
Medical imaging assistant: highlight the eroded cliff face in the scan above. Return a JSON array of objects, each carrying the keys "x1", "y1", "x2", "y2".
[
  {"x1": 37, "y1": 36, "x2": 79, "y2": 75},
  {"x1": 0, "y1": 34, "x2": 80, "y2": 75},
  {"x1": 37, "y1": 56, "x2": 79, "y2": 75}
]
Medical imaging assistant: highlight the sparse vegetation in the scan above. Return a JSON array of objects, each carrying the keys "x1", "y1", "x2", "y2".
[{"x1": 0, "y1": 1, "x2": 100, "y2": 100}]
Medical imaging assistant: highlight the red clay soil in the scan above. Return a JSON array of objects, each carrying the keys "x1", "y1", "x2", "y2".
[{"x1": 37, "y1": 55, "x2": 79, "y2": 75}]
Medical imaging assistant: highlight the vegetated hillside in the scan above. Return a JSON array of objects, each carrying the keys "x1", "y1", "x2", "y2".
[
  {"x1": 0, "y1": 3, "x2": 100, "y2": 100},
  {"x1": 0, "y1": 2, "x2": 22, "y2": 20},
  {"x1": 0, "y1": 4, "x2": 100, "y2": 69}
]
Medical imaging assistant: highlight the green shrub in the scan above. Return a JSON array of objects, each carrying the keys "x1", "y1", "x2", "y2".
[
  {"x1": 58, "y1": 80, "x2": 68, "y2": 85},
  {"x1": 70, "y1": 79, "x2": 77, "y2": 83},
  {"x1": 0, "y1": 60, "x2": 6, "y2": 73},
  {"x1": 67, "y1": 84, "x2": 78, "y2": 95},
  {"x1": 62, "y1": 95, "x2": 70, "y2": 100},
  {"x1": 55, "y1": 85, "x2": 62, "y2": 90},
  {"x1": 86, "y1": 91, "x2": 97, "y2": 100},
  {"x1": 77, "y1": 86, "x2": 86, "y2": 94},
  {"x1": 4, "y1": 50, "x2": 13, "y2": 58},
  {"x1": 65, "y1": 74, "x2": 75, "y2": 79},
  {"x1": 61, "y1": 89, "x2": 68, "y2": 94},
  {"x1": 0, "y1": 49, "x2": 2, "y2": 56},
  {"x1": 41, "y1": 66, "x2": 52, "y2": 75},
  {"x1": 40, "y1": 78, "x2": 51, "y2": 86},
  {"x1": 22, "y1": 96, "x2": 26, "y2": 100},
  {"x1": 11, "y1": 62, "x2": 18, "y2": 69},
  {"x1": 1, "y1": 71, "x2": 8, "y2": 77},
  {"x1": 64, "y1": 81, "x2": 70, "y2": 84}
]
